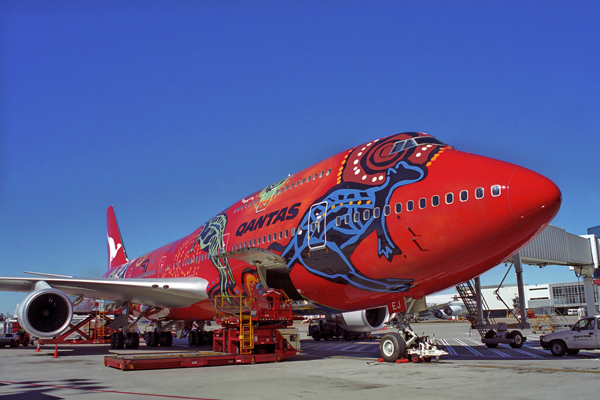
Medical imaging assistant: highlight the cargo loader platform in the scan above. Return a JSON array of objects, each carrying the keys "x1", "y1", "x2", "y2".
[
  {"x1": 104, "y1": 289, "x2": 300, "y2": 371},
  {"x1": 104, "y1": 350, "x2": 289, "y2": 371}
]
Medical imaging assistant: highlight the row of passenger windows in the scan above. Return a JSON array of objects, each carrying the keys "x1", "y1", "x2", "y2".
[
  {"x1": 234, "y1": 168, "x2": 332, "y2": 213},
  {"x1": 182, "y1": 184, "x2": 503, "y2": 265},
  {"x1": 231, "y1": 227, "x2": 297, "y2": 252},
  {"x1": 334, "y1": 185, "x2": 502, "y2": 226}
]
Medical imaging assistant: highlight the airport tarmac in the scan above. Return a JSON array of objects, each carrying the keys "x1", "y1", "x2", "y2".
[{"x1": 1, "y1": 321, "x2": 599, "y2": 400}]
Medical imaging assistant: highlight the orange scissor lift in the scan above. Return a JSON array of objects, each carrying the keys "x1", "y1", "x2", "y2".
[{"x1": 104, "y1": 289, "x2": 301, "y2": 371}]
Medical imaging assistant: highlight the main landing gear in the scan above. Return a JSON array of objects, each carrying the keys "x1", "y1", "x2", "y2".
[{"x1": 187, "y1": 322, "x2": 213, "y2": 346}]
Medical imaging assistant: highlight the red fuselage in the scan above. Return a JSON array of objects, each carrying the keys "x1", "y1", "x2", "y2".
[{"x1": 103, "y1": 133, "x2": 561, "y2": 320}]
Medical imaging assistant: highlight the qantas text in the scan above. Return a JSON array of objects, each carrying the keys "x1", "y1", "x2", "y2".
[{"x1": 235, "y1": 202, "x2": 301, "y2": 236}]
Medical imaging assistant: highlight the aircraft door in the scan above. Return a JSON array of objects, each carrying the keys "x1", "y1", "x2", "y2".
[{"x1": 308, "y1": 201, "x2": 328, "y2": 250}]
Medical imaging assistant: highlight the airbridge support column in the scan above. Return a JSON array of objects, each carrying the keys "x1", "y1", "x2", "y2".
[
  {"x1": 514, "y1": 252, "x2": 529, "y2": 329},
  {"x1": 576, "y1": 266, "x2": 598, "y2": 317}
]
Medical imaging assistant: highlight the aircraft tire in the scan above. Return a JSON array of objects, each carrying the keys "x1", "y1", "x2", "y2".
[
  {"x1": 188, "y1": 330, "x2": 197, "y2": 346},
  {"x1": 379, "y1": 332, "x2": 406, "y2": 362},
  {"x1": 126, "y1": 332, "x2": 139, "y2": 349},
  {"x1": 160, "y1": 331, "x2": 173, "y2": 347},
  {"x1": 114, "y1": 332, "x2": 125, "y2": 349}
]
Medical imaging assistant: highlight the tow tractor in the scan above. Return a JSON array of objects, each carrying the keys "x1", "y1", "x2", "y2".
[
  {"x1": 0, "y1": 318, "x2": 30, "y2": 348},
  {"x1": 104, "y1": 288, "x2": 300, "y2": 370}
]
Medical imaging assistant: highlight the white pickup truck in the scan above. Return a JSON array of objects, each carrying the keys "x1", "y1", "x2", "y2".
[{"x1": 540, "y1": 316, "x2": 600, "y2": 356}]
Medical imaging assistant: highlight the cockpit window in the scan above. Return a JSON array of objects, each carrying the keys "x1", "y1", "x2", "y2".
[{"x1": 390, "y1": 136, "x2": 446, "y2": 155}]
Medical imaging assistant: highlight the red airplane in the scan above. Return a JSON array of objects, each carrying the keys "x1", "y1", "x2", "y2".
[{"x1": 0, "y1": 132, "x2": 561, "y2": 361}]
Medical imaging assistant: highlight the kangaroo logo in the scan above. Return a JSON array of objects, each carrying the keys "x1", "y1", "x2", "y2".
[{"x1": 107, "y1": 234, "x2": 122, "y2": 263}]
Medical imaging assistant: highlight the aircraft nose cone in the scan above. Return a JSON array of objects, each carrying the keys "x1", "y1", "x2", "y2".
[{"x1": 508, "y1": 167, "x2": 562, "y2": 233}]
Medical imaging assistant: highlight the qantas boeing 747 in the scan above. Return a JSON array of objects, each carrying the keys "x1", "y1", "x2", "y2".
[{"x1": 0, "y1": 132, "x2": 561, "y2": 361}]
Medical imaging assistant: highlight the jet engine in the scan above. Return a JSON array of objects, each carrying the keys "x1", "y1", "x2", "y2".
[
  {"x1": 433, "y1": 309, "x2": 451, "y2": 319},
  {"x1": 17, "y1": 287, "x2": 73, "y2": 338},
  {"x1": 443, "y1": 304, "x2": 466, "y2": 317},
  {"x1": 331, "y1": 307, "x2": 389, "y2": 332}
]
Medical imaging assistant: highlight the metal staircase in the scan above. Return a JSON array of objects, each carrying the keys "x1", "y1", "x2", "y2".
[
  {"x1": 455, "y1": 281, "x2": 495, "y2": 337},
  {"x1": 239, "y1": 314, "x2": 254, "y2": 354},
  {"x1": 96, "y1": 299, "x2": 106, "y2": 340}
]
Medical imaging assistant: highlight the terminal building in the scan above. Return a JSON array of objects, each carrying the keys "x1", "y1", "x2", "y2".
[{"x1": 480, "y1": 281, "x2": 600, "y2": 318}]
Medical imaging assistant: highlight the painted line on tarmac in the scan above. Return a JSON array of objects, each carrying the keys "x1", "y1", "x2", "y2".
[
  {"x1": 466, "y1": 365, "x2": 600, "y2": 375},
  {"x1": 0, "y1": 381, "x2": 215, "y2": 400},
  {"x1": 454, "y1": 338, "x2": 483, "y2": 356},
  {"x1": 440, "y1": 339, "x2": 457, "y2": 355},
  {"x1": 463, "y1": 337, "x2": 509, "y2": 357},
  {"x1": 512, "y1": 348, "x2": 545, "y2": 359}
]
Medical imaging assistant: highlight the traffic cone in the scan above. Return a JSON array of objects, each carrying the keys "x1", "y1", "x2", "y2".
[
  {"x1": 35, "y1": 342, "x2": 40, "y2": 352},
  {"x1": 52, "y1": 345, "x2": 59, "y2": 358}
]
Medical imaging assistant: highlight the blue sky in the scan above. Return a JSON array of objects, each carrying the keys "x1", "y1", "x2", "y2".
[{"x1": 1, "y1": 1, "x2": 599, "y2": 314}]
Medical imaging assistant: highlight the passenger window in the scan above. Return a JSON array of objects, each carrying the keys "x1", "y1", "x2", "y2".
[
  {"x1": 363, "y1": 209, "x2": 371, "y2": 220},
  {"x1": 268, "y1": 234, "x2": 271, "y2": 242},
  {"x1": 336, "y1": 216, "x2": 342, "y2": 226},
  {"x1": 446, "y1": 193, "x2": 454, "y2": 204},
  {"x1": 263, "y1": 235, "x2": 266, "y2": 243},
  {"x1": 319, "y1": 171, "x2": 324, "y2": 178},
  {"x1": 395, "y1": 203, "x2": 402, "y2": 214},
  {"x1": 344, "y1": 214, "x2": 350, "y2": 224},
  {"x1": 383, "y1": 205, "x2": 391, "y2": 216},
  {"x1": 253, "y1": 239, "x2": 256, "y2": 246},
  {"x1": 373, "y1": 207, "x2": 381, "y2": 218},
  {"x1": 432, "y1": 195, "x2": 440, "y2": 207},
  {"x1": 326, "y1": 168, "x2": 332, "y2": 176},
  {"x1": 407, "y1": 200, "x2": 414, "y2": 211},
  {"x1": 301, "y1": 178, "x2": 305, "y2": 185},
  {"x1": 419, "y1": 198, "x2": 426, "y2": 209},
  {"x1": 307, "y1": 175, "x2": 311, "y2": 182},
  {"x1": 285, "y1": 230, "x2": 289, "y2": 238},
  {"x1": 258, "y1": 237, "x2": 261, "y2": 245},
  {"x1": 279, "y1": 231, "x2": 283, "y2": 240},
  {"x1": 476, "y1": 187, "x2": 484, "y2": 199},
  {"x1": 314, "y1": 173, "x2": 318, "y2": 180},
  {"x1": 353, "y1": 212, "x2": 360, "y2": 223},
  {"x1": 492, "y1": 185, "x2": 501, "y2": 197},
  {"x1": 460, "y1": 190, "x2": 468, "y2": 202},
  {"x1": 291, "y1": 227, "x2": 296, "y2": 237}
]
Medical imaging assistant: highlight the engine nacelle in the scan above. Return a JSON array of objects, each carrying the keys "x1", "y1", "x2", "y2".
[
  {"x1": 17, "y1": 288, "x2": 73, "y2": 338},
  {"x1": 443, "y1": 304, "x2": 466, "y2": 317},
  {"x1": 433, "y1": 309, "x2": 451, "y2": 319},
  {"x1": 332, "y1": 307, "x2": 389, "y2": 332}
]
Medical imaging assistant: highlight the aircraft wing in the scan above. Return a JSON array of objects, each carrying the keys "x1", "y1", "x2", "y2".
[{"x1": 0, "y1": 276, "x2": 209, "y2": 309}]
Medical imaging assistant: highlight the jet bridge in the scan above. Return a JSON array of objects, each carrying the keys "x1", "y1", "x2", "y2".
[{"x1": 464, "y1": 225, "x2": 599, "y2": 347}]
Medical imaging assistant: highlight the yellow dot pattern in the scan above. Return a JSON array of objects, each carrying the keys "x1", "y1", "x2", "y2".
[{"x1": 426, "y1": 146, "x2": 448, "y2": 167}]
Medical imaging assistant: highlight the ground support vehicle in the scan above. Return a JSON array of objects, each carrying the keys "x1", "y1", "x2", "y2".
[
  {"x1": 540, "y1": 316, "x2": 600, "y2": 356},
  {"x1": 0, "y1": 319, "x2": 30, "y2": 347},
  {"x1": 104, "y1": 289, "x2": 300, "y2": 370},
  {"x1": 308, "y1": 318, "x2": 370, "y2": 341}
]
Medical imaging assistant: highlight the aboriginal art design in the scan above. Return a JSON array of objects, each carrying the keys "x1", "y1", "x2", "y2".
[
  {"x1": 282, "y1": 132, "x2": 446, "y2": 293},
  {"x1": 189, "y1": 214, "x2": 237, "y2": 300},
  {"x1": 255, "y1": 177, "x2": 290, "y2": 213}
]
